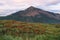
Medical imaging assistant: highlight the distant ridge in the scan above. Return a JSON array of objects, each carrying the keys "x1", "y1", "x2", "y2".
[{"x1": 0, "y1": 6, "x2": 60, "y2": 23}]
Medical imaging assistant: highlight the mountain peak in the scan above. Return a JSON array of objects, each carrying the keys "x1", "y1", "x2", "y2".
[
  {"x1": 1, "y1": 6, "x2": 60, "y2": 23},
  {"x1": 27, "y1": 6, "x2": 37, "y2": 10},
  {"x1": 25, "y1": 6, "x2": 40, "y2": 12},
  {"x1": 28, "y1": 6, "x2": 36, "y2": 9}
]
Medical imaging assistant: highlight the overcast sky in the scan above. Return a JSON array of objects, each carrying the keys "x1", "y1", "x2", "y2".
[{"x1": 0, "y1": 0, "x2": 60, "y2": 16}]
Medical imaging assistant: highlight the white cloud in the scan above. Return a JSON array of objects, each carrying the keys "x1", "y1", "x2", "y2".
[
  {"x1": 47, "y1": 3, "x2": 60, "y2": 10},
  {"x1": 0, "y1": 0, "x2": 60, "y2": 16},
  {"x1": 44, "y1": 3, "x2": 60, "y2": 13},
  {"x1": 0, "y1": 0, "x2": 60, "y2": 9}
]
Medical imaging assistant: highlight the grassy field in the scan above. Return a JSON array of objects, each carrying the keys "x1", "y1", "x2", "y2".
[{"x1": 0, "y1": 20, "x2": 60, "y2": 40}]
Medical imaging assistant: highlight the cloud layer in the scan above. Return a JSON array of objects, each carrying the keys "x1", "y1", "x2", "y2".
[{"x1": 0, "y1": 0, "x2": 60, "y2": 16}]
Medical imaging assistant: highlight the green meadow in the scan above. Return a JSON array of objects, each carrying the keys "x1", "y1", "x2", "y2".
[{"x1": 0, "y1": 20, "x2": 60, "y2": 40}]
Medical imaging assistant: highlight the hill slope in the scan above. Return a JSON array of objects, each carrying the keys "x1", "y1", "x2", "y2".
[{"x1": 0, "y1": 6, "x2": 60, "y2": 23}]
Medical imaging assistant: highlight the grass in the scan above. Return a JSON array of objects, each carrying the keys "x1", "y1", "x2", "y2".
[
  {"x1": 0, "y1": 34, "x2": 60, "y2": 40},
  {"x1": 0, "y1": 20, "x2": 60, "y2": 40}
]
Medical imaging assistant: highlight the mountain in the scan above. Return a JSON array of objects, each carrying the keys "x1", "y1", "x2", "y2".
[{"x1": 0, "y1": 6, "x2": 60, "y2": 23}]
